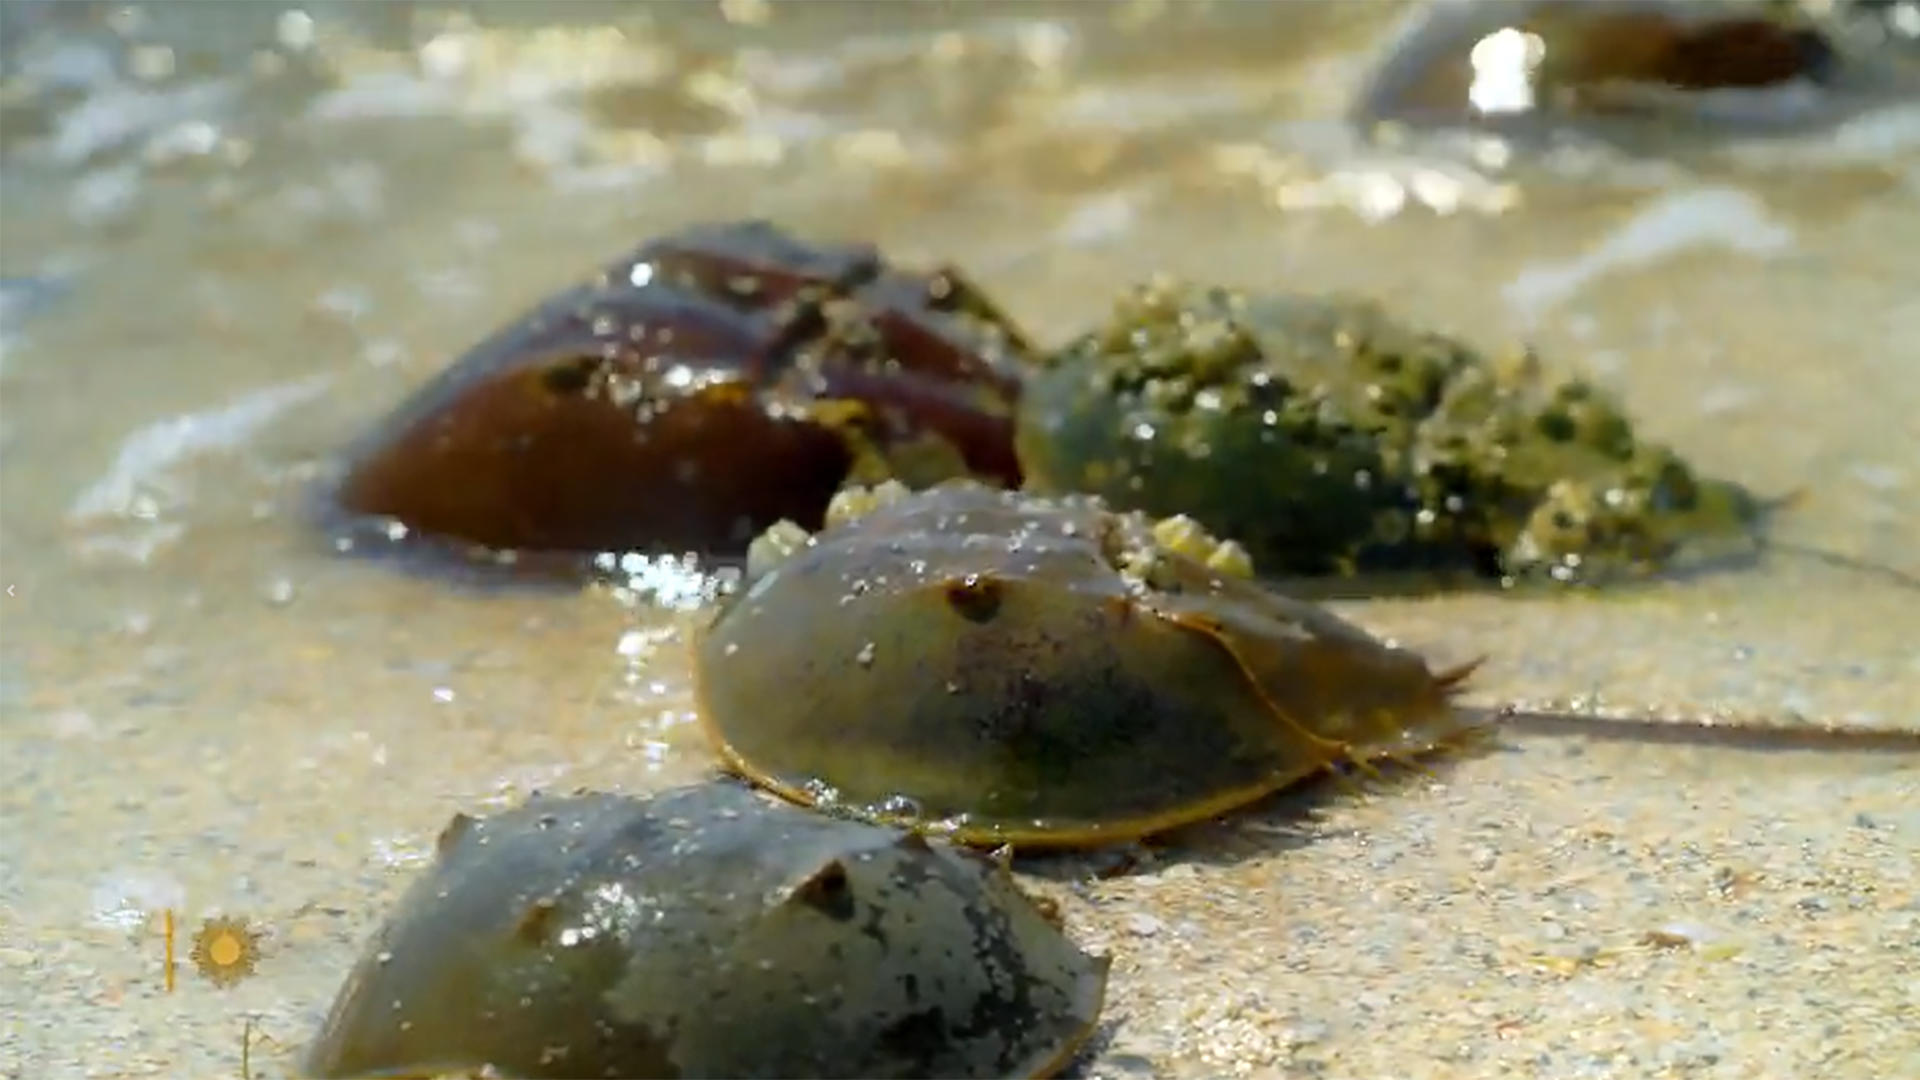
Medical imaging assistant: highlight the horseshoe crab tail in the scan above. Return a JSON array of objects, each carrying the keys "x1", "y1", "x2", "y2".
[{"x1": 1435, "y1": 655, "x2": 1484, "y2": 694}]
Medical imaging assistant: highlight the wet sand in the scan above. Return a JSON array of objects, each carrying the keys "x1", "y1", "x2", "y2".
[{"x1": 2, "y1": 3, "x2": 1917, "y2": 1076}]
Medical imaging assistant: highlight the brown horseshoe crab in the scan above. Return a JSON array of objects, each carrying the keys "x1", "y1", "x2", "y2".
[
  {"x1": 304, "y1": 779, "x2": 1109, "y2": 1079},
  {"x1": 1350, "y1": 0, "x2": 1920, "y2": 142},
  {"x1": 695, "y1": 480, "x2": 1482, "y2": 850},
  {"x1": 329, "y1": 219, "x2": 1030, "y2": 560}
]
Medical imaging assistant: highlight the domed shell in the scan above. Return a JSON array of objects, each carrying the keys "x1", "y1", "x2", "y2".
[
  {"x1": 1347, "y1": 0, "x2": 1920, "y2": 142},
  {"x1": 328, "y1": 219, "x2": 1031, "y2": 563},
  {"x1": 303, "y1": 780, "x2": 1108, "y2": 1079},
  {"x1": 696, "y1": 481, "x2": 1481, "y2": 849},
  {"x1": 1015, "y1": 278, "x2": 1764, "y2": 585}
]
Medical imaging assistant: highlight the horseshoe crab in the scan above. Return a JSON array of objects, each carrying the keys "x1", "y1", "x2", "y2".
[
  {"x1": 304, "y1": 780, "x2": 1109, "y2": 1079},
  {"x1": 695, "y1": 480, "x2": 1482, "y2": 849},
  {"x1": 1350, "y1": 0, "x2": 1919, "y2": 141},
  {"x1": 1016, "y1": 278, "x2": 1766, "y2": 584},
  {"x1": 331, "y1": 219, "x2": 1030, "y2": 559}
]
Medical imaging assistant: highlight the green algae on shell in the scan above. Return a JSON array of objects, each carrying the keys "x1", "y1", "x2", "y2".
[
  {"x1": 1014, "y1": 276, "x2": 1764, "y2": 585},
  {"x1": 696, "y1": 481, "x2": 1481, "y2": 850},
  {"x1": 1015, "y1": 279, "x2": 1470, "y2": 577},
  {"x1": 1410, "y1": 350, "x2": 1766, "y2": 582},
  {"x1": 303, "y1": 781, "x2": 1109, "y2": 1079}
]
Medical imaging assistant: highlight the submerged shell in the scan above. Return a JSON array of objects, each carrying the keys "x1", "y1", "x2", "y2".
[
  {"x1": 1015, "y1": 278, "x2": 1764, "y2": 584},
  {"x1": 696, "y1": 482, "x2": 1479, "y2": 849},
  {"x1": 304, "y1": 781, "x2": 1108, "y2": 1079},
  {"x1": 1350, "y1": 0, "x2": 1918, "y2": 142}
]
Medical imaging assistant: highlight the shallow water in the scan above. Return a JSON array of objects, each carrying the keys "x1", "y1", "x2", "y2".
[{"x1": 1, "y1": 3, "x2": 1917, "y2": 1077}]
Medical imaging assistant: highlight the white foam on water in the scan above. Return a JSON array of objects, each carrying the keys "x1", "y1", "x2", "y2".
[
  {"x1": 88, "y1": 868, "x2": 186, "y2": 932},
  {"x1": 1503, "y1": 186, "x2": 1796, "y2": 326},
  {"x1": 68, "y1": 374, "x2": 334, "y2": 524}
]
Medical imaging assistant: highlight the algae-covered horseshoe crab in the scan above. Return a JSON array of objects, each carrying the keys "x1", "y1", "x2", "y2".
[
  {"x1": 695, "y1": 480, "x2": 1482, "y2": 850},
  {"x1": 1016, "y1": 278, "x2": 1767, "y2": 585},
  {"x1": 304, "y1": 779, "x2": 1109, "y2": 1079}
]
